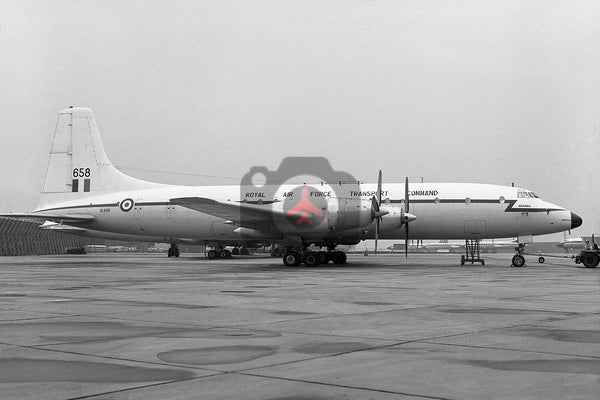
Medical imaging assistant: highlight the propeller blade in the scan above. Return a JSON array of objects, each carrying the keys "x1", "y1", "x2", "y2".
[
  {"x1": 405, "y1": 176, "x2": 410, "y2": 214},
  {"x1": 377, "y1": 170, "x2": 382, "y2": 208},
  {"x1": 374, "y1": 170, "x2": 383, "y2": 255},
  {"x1": 375, "y1": 218, "x2": 379, "y2": 254},
  {"x1": 371, "y1": 195, "x2": 379, "y2": 213},
  {"x1": 405, "y1": 223, "x2": 409, "y2": 258},
  {"x1": 404, "y1": 177, "x2": 410, "y2": 258}
]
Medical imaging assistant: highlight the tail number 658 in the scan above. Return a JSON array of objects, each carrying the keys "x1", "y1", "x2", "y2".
[{"x1": 73, "y1": 168, "x2": 91, "y2": 178}]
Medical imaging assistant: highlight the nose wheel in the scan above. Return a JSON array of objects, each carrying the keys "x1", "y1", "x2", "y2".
[
  {"x1": 511, "y1": 254, "x2": 526, "y2": 267},
  {"x1": 511, "y1": 244, "x2": 527, "y2": 267}
]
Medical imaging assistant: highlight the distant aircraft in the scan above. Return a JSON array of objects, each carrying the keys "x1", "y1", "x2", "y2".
[
  {"x1": 1, "y1": 107, "x2": 582, "y2": 267},
  {"x1": 556, "y1": 237, "x2": 586, "y2": 252},
  {"x1": 421, "y1": 238, "x2": 516, "y2": 253},
  {"x1": 480, "y1": 238, "x2": 519, "y2": 252},
  {"x1": 422, "y1": 240, "x2": 462, "y2": 253}
]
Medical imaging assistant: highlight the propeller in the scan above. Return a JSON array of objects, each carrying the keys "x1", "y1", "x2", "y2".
[{"x1": 372, "y1": 172, "x2": 416, "y2": 256}]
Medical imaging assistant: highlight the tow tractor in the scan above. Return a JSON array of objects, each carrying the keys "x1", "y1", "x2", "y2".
[{"x1": 574, "y1": 234, "x2": 600, "y2": 268}]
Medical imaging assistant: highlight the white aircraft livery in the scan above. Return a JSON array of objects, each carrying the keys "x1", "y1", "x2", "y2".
[{"x1": 1, "y1": 107, "x2": 582, "y2": 267}]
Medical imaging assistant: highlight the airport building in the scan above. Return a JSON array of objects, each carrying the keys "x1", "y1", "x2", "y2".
[{"x1": 0, "y1": 218, "x2": 91, "y2": 256}]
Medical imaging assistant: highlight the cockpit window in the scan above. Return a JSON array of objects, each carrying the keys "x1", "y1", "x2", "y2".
[{"x1": 517, "y1": 191, "x2": 539, "y2": 199}]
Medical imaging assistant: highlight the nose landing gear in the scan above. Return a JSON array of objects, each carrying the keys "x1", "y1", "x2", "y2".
[{"x1": 511, "y1": 243, "x2": 527, "y2": 267}]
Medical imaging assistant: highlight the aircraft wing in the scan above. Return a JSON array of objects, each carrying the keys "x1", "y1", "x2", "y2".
[
  {"x1": 0, "y1": 213, "x2": 95, "y2": 224},
  {"x1": 170, "y1": 197, "x2": 283, "y2": 231}
]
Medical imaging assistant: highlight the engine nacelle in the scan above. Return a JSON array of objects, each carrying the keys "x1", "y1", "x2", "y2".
[
  {"x1": 378, "y1": 205, "x2": 405, "y2": 233},
  {"x1": 327, "y1": 197, "x2": 375, "y2": 232}
]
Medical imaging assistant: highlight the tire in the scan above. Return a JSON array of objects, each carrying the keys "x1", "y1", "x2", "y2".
[
  {"x1": 283, "y1": 252, "x2": 301, "y2": 267},
  {"x1": 512, "y1": 254, "x2": 526, "y2": 267},
  {"x1": 207, "y1": 250, "x2": 217, "y2": 259},
  {"x1": 319, "y1": 252, "x2": 330, "y2": 264},
  {"x1": 581, "y1": 252, "x2": 599, "y2": 268},
  {"x1": 304, "y1": 252, "x2": 321, "y2": 267},
  {"x1": 538, "y1": 256, "x2": 545, "y2": 264},
  {"x1": 219, "y1": 250, "x2": 228, "y2": 259},
  {"x1": 332, "y1": 251, "x2": 347, "y2": 265},
  {"x1": 460, "y1": 255, "x2": 465, "y2": 266}
]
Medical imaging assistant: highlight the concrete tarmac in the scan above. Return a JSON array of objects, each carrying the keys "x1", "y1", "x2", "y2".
[{"x1": 0, "y1": 252, "x2": 598, "y2": 399}]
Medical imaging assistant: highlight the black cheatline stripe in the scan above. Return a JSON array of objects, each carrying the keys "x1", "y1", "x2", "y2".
[
  {"x1": 387, "y1": 199, "x2": 500, "y2": 204},
  {"x1": 387, "y1": 199, "x2": 564, "y2": 213},
  {"x1": 36, "y1": 199, "x2": 565, "y2": 214},
  {"x1": 237, "y1": 200, "x2": 279, "y2": 205},
  {"x1": 37, "y1": 201, "x2": 169, "y2": 213}
]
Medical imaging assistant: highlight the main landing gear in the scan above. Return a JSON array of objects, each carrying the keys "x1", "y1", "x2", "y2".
[
  {"x1": 167, "y1": 244, "x2": 180, "y2": 258},
  {"x1": 282, "y1": 248, "x2": 347, "y2": 267}
]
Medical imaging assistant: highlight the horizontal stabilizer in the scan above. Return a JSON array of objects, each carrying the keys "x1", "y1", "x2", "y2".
[
  {"x1": 39, "y1": 221, "x2": 88, "y2": 233},
  {"x1": 0, "y1": 213, "x2": 95, "y2": 224}
]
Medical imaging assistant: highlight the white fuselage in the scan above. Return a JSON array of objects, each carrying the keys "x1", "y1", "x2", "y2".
[{"x1": 34, "y1": 182, "x2": 572, "y2": 244}]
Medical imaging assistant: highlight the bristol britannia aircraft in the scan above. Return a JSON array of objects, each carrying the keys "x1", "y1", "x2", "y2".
[{"x1": 1, "y1": 107, "x2": 582, "y2": 267}]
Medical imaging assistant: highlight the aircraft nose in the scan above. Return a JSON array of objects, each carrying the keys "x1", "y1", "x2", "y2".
[{"x1": 570, "y1": 212, "x2": 582, "y2": 230}]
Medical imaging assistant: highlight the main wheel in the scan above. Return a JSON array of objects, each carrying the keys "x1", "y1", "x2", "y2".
[
  {"x1": 303, "y1": 252, "x2": 321, "y2": 267},
  {"x1": 331, "y1": 251, "x2": 347, "y2": 264},
  {"x1": 581, "y1": 252, "x2": 599, "y2": 268},
  {"x1": 512, "y1": 254, "x2": 526, "y2": 267},
  {"x1": 207, "y1": 249, "x2": 217, "y2": 259},
  {"x1": 319, "y1": 251, "x2": 331, "y2": 264},
  {"x1": 283, "y1": 252, "x2": 302, "y2": 267},
  {"x1": 538, "y1": 256, "x2": 545, "y2": 264}
]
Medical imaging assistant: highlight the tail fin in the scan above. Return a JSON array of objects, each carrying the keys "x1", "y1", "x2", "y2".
[{"x1": 38, "y1": 107, "x2": 163, "y2": 209}]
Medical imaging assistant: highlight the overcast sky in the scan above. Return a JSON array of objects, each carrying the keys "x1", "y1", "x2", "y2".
[{"x1": 1, "y1": 0, "x2": 599, "y2": 239}]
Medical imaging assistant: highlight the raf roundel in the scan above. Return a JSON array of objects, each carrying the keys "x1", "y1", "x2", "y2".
[{"x1": 119, "y1": 198, "x2": 135, "y2": 212}]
